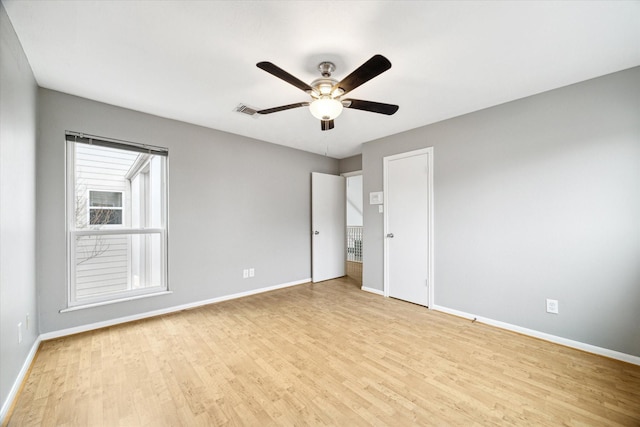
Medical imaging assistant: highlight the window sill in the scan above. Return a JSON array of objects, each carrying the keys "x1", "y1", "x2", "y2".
[{"x1": 60, "y1": 290, "x2": 173, "y2": 313}]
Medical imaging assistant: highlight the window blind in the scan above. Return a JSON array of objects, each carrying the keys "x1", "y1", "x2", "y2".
[{"x1": 65, "y1": 131, "x2": 168, "y2": 156}]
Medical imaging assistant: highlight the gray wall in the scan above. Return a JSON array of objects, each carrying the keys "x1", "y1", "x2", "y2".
[
  {"x1": 0, "y1": 1, "x2": 39, "y2": 414},
  {"x1": 362, "y1": 67, "x2": 640, "y2": 356},
  {"x1": 37, "y1": 89, "x2": 338, "y2": 333},
  {"x1": 339, "y1": 154, "x2": 362, "y2": 174}
]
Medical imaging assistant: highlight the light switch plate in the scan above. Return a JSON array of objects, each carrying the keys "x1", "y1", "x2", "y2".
[{"x1": 369, "y1": 191, "x2": 383, "y2": 205}]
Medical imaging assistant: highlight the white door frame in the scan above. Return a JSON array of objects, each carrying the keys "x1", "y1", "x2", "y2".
[
  {"x1": 341, "y1": 170, "x2": 362, "y2": 178},
  {"x1": 383, "y1": 147, "x2": 434, "y2": 307}
]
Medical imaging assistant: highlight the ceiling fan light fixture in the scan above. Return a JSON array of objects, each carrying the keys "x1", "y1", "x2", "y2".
[
  {"x1": 309, "y1": 97, "x2": 343, "y2": 120},
  {"x1": 318, "y1": 83, "x2": 332, "y2": 95},
  {"x1": 331, "y1": 87, "x2": 345, "y2": 98}
]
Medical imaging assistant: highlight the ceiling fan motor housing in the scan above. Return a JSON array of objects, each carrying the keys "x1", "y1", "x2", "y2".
[
  {"x1": 317, "y1": 61, "x2": 336, "y2": 78},
  {"x1": 310, "y1": 77, "x2": 339, "y2": 98}
]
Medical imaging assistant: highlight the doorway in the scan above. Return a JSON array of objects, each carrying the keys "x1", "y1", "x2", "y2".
[
  {"x1": 344, "y1": 173, "x2": 363, "y2": 284},
  {"x1": 383, "y1": 148, "x2": 433, "y2": 306}
]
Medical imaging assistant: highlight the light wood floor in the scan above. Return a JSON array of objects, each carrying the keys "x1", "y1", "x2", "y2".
[{"x1": 7, "y1": 278, "x2": 640, "y2": 426}]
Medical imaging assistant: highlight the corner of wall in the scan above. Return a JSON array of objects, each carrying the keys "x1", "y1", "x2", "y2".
[{"x1": 0, "y1": 2, "x2": 40, "y2": 421}]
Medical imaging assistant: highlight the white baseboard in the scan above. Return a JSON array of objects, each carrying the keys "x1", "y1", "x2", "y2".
[
  {"x1": 432, "y1": 304, "x2": 640, "y2": 366},
  {"x1": 40, "y1": 278, "x2": 310, "y2": 341},
  {"x1": 0, "y1": 336, "x2": 41, "y2": 424},
  {"x1": 361, "y1": 286, "x2": 384, "y2": 296}
]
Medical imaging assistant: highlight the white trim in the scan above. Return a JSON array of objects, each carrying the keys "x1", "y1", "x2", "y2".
[
  {"x1": 73, "y1": 228, "x2": 164, "y2": 236},
  {"x1": 340, "y1": 170, "x2": 363, "y2": 178},
  {"x1": 383, "y1": 147, "x2": 434, "y2": 306},
  {"x1": 432, "y1": 305, "x2": 640, "y2": 366},
  {"x1": 61, "y1": 290, "x2": 173, "y2": 313},
  {"x1": 361, "y1": 286, "x2": 384, "y2": 296},
  {"x1": 0, "y1": 336, "x2": 42, "y2": 424},
  {"x1": 125, "y1": 153, "x2": 152, "y2": 180},
  {"x1": 42, "y1": 278, "x2": 310, "y2": 341},
  {"x1": 66, "y1": 139, "x2": 74, "y2": 309}
]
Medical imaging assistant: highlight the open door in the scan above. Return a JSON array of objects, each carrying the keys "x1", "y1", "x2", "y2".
[{"x1": 312, "y1": 172, "x2": 345, "y2": 282}]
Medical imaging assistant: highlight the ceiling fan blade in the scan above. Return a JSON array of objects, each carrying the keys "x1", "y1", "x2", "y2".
[
  {"x1": 331, "y1": 55, "x2": 392, "y2": 96},
  {"x1": 321, "y1": 119, "x2": 335, "y2": 131},
  {"x1": 256, "y1": 102, "x2": 309, "y2": 115},
  {"x1": 343, "y1": 99, "x2": 399, "y2": 115},
  {"x1": 257, "y1": 62, "x2": 313, "y2": 93}
]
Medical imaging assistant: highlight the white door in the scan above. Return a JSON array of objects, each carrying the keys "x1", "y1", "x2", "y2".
[
  {"x1": 312, "y1": 172, "x2": 346, "y2": 282},
  {"x1": 384, "y1": 148, "x2": 433, "y2": 306}
]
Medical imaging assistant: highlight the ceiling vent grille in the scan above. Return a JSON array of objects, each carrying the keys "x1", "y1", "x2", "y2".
[{"x1": 234, "y1": 104, "x2": 257, "y2": 116}]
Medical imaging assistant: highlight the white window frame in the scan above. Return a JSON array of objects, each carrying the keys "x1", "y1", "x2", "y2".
[{"x1": 66, "y1": 132, "x2": 169, "y2": 308}]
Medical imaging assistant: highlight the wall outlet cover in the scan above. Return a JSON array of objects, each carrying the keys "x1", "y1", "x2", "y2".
[{"x1": 546, "y1": 299, "x2": 559, "y2": 314}]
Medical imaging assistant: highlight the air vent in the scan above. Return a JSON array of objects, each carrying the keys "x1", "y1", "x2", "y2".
[{"x1": 234, "y1": 103, "x2": 257, "y2": 116}]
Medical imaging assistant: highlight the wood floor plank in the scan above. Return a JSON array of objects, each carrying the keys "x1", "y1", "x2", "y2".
[{"x1": 7, "y1": 277, "x2": 640, "y2": 426}]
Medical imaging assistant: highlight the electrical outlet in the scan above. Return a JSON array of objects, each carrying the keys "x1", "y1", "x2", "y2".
[
  {"x1": 249, "y1": 268, "x2": 255, "y2": 277},
  {"x1": 26, "y1": 313, "x2": 30, "y2": 330},
  {"x1": 546, "y1": 299, "x2": 559, "y2": 314},
  {"x1": 18, "y1": 323, "x2": 23, "y2": 343},
  {"x1": 243, "y1": 269, "x2": 249, "y2": 279}
]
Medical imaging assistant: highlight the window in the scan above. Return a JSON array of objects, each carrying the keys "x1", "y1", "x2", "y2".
[
  {"x1": 66, "y1": 132, "x2": 168, "y2": 307},
  {"x1": 88, "y1": 190, "x2": 123, "y2": 225}
]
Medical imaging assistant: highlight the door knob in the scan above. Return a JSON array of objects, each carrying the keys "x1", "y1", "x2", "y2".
[
  {"x1": 314, "y1": 231, "x2": 320, "y2": 235},
  {"x1": 387, "y1": 233, "x2": 394, "y2": 238}
]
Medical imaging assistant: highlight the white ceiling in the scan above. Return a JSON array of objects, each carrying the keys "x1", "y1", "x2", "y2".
[{"x1": 4, "y1": 1, "x2": 640, "y2": 159}]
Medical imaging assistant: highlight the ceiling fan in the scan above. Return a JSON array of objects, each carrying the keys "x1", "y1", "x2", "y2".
[{"x1": 250, "y1": 54, "x2": 399, "y2": 131}]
